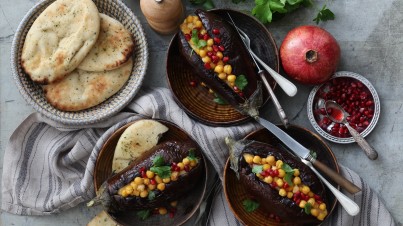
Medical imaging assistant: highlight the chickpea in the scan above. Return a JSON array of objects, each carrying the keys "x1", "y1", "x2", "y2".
[
  {"x1": 171, "y1": 171, "x2": 179, "y2": 181},
  {"x1": 319, "y1": 203, "x2": 326, "y2": 211},
  {"x1": 170, "y1": 201, "x2": 178, "y2": 207},
  {"x1": 146, "y1": 170, "x2": 154, "y2": 179},
  {"x1": 276, "y1": 160, "x2": 283, "y2": 168},
  {"x1": 207, "y1": 39, "x2": 214, "y2": 46},
  {"x1": 159, "y1": 207, "x2": 168, "y2": 215},
  {"x1": 132, "y1": 190, "x2": 140, "y2": 196},
  {"x1": 199, "y1": 49, "x2": 207, "y2": 58},
  {"x1": 121, "y1": 190, "x2": 128, "y2": 197},
  {"x1": 276, "y1": 178, "x2": 284, "y2": 188},
  {"x1": 263, "y1": 164, "x2": 270, "y2": 171},
  {"x1": 137, "y1": 184, "x2": 146, "y2": 192},
  {"x1": 186, "y1": 16, "x2": 193, "y2": 23},
  {"x1": 223, "y1": 65, "x2": 232, "y2": 74},
  {"x1": 218, "y1": 73, "x2": 227, "y2": 80},
  {"x1": 302, "y1": 185, "x2": 310, "y2": 194},
  {"x1": 293, "y1": 169, "x2": 300, "y2": 177},
  {"x1": 200, "y1": 29, "x2": 207, "y2": 35},
  {"x1": 214, "y1": 65, "x2": 224, "y2": 73},
  {"x1": 202, "y1": 56, "x2": 211, "y2": 63},
  {"x1": 177, "y1": 162, "x2": 185, "y2": 170},
  {"x1": 293, "y1": 176, "x2": 302, "y2": 185},
  {"x1": 278, "y1": 169, "x2": 286, "y2": 178},
  {"x1": 157, "y1": 183, "x2": 166, "y2": 191},
  {"x1": 216, "y1": 51, "x2": 223, "y2": 59},
  {"x1": 311, "y1": 208, "x2": 319, "y2": 217},
  {"x1": 279, "y1": 188, "x2": 287, "y2": 197},
  {"x1": 299, "y1": 200, "x2": 307, "y2": 208},
  {"x1": 317, "y1": 212, "x2": 327, "y2": 221},
  {"x1": 134, "y1": 177, "x2": 143, "y2": 185},
  {"x1": 148, "y1": 184, "x2": 156, "y2": 190},
  {"x1": 195, "y1": 21, "x2": 202, "y2": 28},
  {"x1": 143, "y1": 178, "x2": 150, "y2": 185},
  {"x1": 155, "y1": 175, "x2": 163, "y2": 184},
  {"x1": 308, "y1": 198, "x2": 315, "y2": 205},
  {"x1": 190, "y1": 160, "x2": 197, "y2": 167},
  {"x1": 217, "y1": 60, "x2": 224, "y2": 66},
  {"x1": 227, "y1": 75, "x2": 236, "y2": 83},
  {"x1": 163, "y1": 178, "x2": 171, "y2": 183},
  {"x1": 243, "y1": 153, "x2": 254, "y2": 164},
  {"x1": 266, "y1": 156, "x2": 276, "y2": 165},
  {"x1": 140, "y1": 190, "x2": 148, "y2": 198},
  {"x1": 125, "y1": 186, "x2": 133, "y2": 194},
  {"x1": 252, "y1": 155, "x2": 262, "y2": 164},
  {"x1": 264, "y1": 176, "x2": 273, "y2": 184},
  {"x1": 287, "y1": 192, "x2": 293, "y2": 199}
]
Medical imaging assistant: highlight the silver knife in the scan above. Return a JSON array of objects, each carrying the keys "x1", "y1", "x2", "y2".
[{"x1": 257, "y1": 117, "x2": 361, "y2": 194}]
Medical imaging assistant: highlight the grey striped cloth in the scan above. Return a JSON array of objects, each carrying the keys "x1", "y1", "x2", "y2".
[{"x1": 2, "y1": 87, "x2": 396, "y2": 225}]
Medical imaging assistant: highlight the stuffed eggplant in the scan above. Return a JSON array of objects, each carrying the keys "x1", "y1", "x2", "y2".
[
  {"x1": 227, "y1": 137, "x2": 328, "y2": 224},
  {"x1": 178, "y1": 9, "x2": 262, "y2": 118},
  {"x1": 92, "y1": 140, "x2": 204, "y2": 213}
]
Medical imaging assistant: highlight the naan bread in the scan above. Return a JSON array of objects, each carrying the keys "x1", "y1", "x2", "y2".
[
  {"x1": 78, "y1": 13, "x2": 134, "y2": 72},
  {"x1": 43, "y1": 58, "x2": 133, "y2": 111},
  {"x1": 87, "y1": 211, "x2": 118, "y2": 226},
  {"x1": 112, "y1": 120, "x2": 169, "y2": 172},
  {"x1": 21, "y1": 0, "x2": 100, "y2": 84}
]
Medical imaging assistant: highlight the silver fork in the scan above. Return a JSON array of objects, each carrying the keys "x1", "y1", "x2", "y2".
[{"x1": 236, "y1": 27, "x2": 298, "y2": 97}]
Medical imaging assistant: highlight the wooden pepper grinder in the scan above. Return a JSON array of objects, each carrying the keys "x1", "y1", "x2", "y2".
[{"x1": 140, "y1": 0, "x2": 184, "y2": 35}]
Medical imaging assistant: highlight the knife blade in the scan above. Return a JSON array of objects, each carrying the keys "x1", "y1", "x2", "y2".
[{"x1": 257, "y1": 117, "x2": 361, "y2": 194}]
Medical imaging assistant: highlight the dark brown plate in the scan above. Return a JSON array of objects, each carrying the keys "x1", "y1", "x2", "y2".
[
  {"x1": 166, "y1": 9, "x2": 279, "y2": 126},
  {"x1": 94, "y1": 119, "x2": 208, "y2": 226},
  {"x1": 223, "y1": 125, "x2": 339, "y2": 226}
]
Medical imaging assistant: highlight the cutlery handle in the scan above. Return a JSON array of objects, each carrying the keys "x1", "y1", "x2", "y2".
[
  {"x1": 312, "y1": 159, "x2": 361, "y2": 194},
  {"x1": 258, "y1": 70, "x2": 289, "y2": 128},
  {"x1": 345, "y1": 123, "x2": 378, "y2": 160},
  {"x1": 251, "y1": 51, "x2": 297, "y2": 97}
]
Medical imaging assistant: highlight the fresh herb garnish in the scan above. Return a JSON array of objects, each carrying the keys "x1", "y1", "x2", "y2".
[
  {"x1": 282, "y1": 163, "x2": 295, "y2": 185},
  {"x1": 137, "y1": 209, "x2": 151, "y2": 220},
  {"x1": 150, "y1": 166, "x2": 171, "y2": 179},
  {"x1": 235, "y1": 74, "x2": 248, "y2": 90},
  {"x1": 189, "y1": 0, "x2": 215, "y2": 10},
  {"x1": 304, "y1": 202, "x2": 312, "y2": 214},
  {"x1": 191, "y1": 29, "x2": 207, "y2": 49},
  {"x1": 148, "y1": 191, "x2": 156, "y2": 201},
  {"x1": 310, "y1": 150, "x2": 318, "y2": 159},
  {"x1": 252, "y1": 165, "x2": 263, "y2": 174},
  {"x1": 153, "y1": 155, "x2": 165, "y2": 167},
  {"x1": 188, "y1": 148, "x2": 197, "y2": 161},
  {"x1": 242, "y1": 199, "x2": 260, "y2": 212},
  {"x1": 313, "y1": 4, "x2": 335, "y2": 24}
]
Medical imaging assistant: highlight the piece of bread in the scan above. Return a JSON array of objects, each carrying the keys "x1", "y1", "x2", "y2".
[
  {"x1": 78, "y1": 13, "x2": 134, "y2": 72},
  {"x1": 87, "y1": 210, "x2": 118, "y2": 226},
  {"x1": 112, "y1": 119, "x2": 169, "y2": 172},
  {"x1": 43, "y1": 58, "x2": 133, "y2": 111},
  {"x1": 21, "y1": 0, "x2": 100, "y2": 84}
]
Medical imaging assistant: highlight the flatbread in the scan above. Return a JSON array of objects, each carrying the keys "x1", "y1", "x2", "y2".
[
  {"x1": 87, "y1": 211, "x2": 118, "y2": 226},
  {"x1": 21, "y1": 0, "x2": 100, "y2": 84},
  {"x1": 112, "y1": 119, "x2": 169, "y2": 172},
  {"x1": 43, "y1": 58, "x2": 133, "y2": 111},
  {"x1": 78, "y1": 13, "x2": 134, "y2": 72}
]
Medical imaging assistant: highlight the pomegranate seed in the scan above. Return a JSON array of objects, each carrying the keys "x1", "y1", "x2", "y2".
[
  {"x1": 212, "y1": 28, "x2": 220, "y2": 35},
  {"x1": 198, "y1": 33, "x2": 204, "y2": 39},
  {"x1": 223, "y1": 56, "x2": 229, "y2": 63},
  {"x1": 212, "y1": 45, "x2": 219, "y2": 52},
  {"x1": 207, "y1": 51, "x2": 213, "y2": 57},
  {"x1": 141, "y1": 171, "x2": 147, "y2": 178},
  {"x1": 140, "y1": 167, "x2": 146, "y2": 172},
  {"x1": 169, "y1": 212, "x2": 175, "y2": 218},
  {"x1": 314, "y1": 194, "x2": 321, "y2": 200},
  {"x1": 273, "y1": 169, "x2": 279, "y2": 176},
  {"x1": 203, "y1": 34, "x2": 209, "y2": 41},
  {"x1": 185, "y1": 34, "x2": 191, "y2": 41},
  {"x1": 295, "y1": 199, "x2": 301, "y2": 205},
  {"x1": 239, "y1": 92, "x2": 244, "y2": 97},
  {"x1": 233, "y1": 86, "x2": 239, "y2": 92},
  {"x1": 150, "y1": 179, "x2": 156, "y2": 185},
  {"x1": 283, "y1": 182, "x2": 289, "y2": 189},
  {"x1": 204, "y1": 63, "x2": 211, "y2": 69},
  {"x1": 189, "y1": 81, "x2": 197, "y2": 87},
  {"x1": 218, "y1": 45, "x2": 225, "y2": 52},
  {"x1": 213, "y1": 37, "x2": 221, "y2": 43},
  {"x1": 271, "y1": 182, "x2": 277, "y2": 188},
  {"x1": 211, "y1": 55, "x2": 219, "y2": 63},
  {"x1": 184, "y1": 165, "x2": 190, "y2": 172}
]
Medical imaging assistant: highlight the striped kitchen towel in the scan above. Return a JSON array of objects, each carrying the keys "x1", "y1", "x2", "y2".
[{"x1": 1, "y1": 87, "x2": 397, "y2": 225}]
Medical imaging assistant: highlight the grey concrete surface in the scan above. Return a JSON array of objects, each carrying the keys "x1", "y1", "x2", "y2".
[{"x1": 1, "y1": 0, "x2": 402, "y2": 225}]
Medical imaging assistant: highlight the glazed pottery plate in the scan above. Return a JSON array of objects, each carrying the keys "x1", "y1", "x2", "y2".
[
  {"x1": 94, "y1": 119, "x2": 207, "y2": 226},
  {"x1": 307, "y1": 71, "x2": 381, "y2": 143},
  {"x1": 166, "y1": 9, "x2": 279, "y2": 126},
  {"x1": 224, "y1": 125, "x2": 339, "y2": 226},
  {"x1": 11, "y1": 0, "x2": 148, "y2": 125}
]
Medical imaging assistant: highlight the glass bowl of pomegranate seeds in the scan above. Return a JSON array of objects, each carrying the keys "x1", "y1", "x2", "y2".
[{"x1": 307, "y1": 71, "x2": 381, "y2": 144}]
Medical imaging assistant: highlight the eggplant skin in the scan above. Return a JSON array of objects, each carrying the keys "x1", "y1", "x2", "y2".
[
  {"x1": 105, "y1": 141, "x2": 204, "y2": 212},
  {"x1": 238, "y1": 141, "x2": 326, "y2": 225},
  {"x1": 178, "y1": 9, "x2": 258, "y2": 108}
]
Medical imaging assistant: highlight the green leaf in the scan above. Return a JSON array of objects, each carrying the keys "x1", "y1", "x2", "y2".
[
  {"x1": 235, "y1": 75, "x2": 248, "y2": 90},
  {"x1": 286, "y1": 0, "x2": 304, "y2": 5},
  {"x1": 281, "y1": 163, "x2": 294, "y2": 173},
  {"x1": 202, "y1": 0, "x2": 215, "y2": 10},
  {"x1": 137, "y1": 209, "x2": 151, "y2": 220},
  {"x1": 313, "y1": 5, "x2": 335, "y2": 24},
  {"x1": 282, "y1": 163, "x2": 295, "y2": 185},
  {"x1": 242, "y1": 199, "x2": 260, "y2": 212},
  {"x1": 213, "y1": 94, "x2": 228, "y2": 105},
  {"x1": 188, "y1": 148, "x2": 197, "y2": 161},
  {"x1": 252, "y1": 1, "x2": 273, "y2": 24},
  {"x1": 270, "y1": 0, "x2": 287, "y2": 13},
  {"x1": 255, "y1": 0, "x2": 266, "y2": 5},
  {"x1": 284, "y1": 172, "x2": 294, "y2": 186},
  {"x1": 191, "y1": 29, "x2": 207, "y2": 49},
  {"x1": 153, "y1": 155, "x2": 165, "y2": 167},
  {"x1": 310, "y1": 150, "x2": 318, "y2": 159},
  {"x1": 150, "y1": 166, "x2": 171, "y2": 179},
  {"x1": 304, "y1": 202, "x2": 312, "y2": 214},
  {"x1": 148, "y1": 191, "x2": 156, "y2": 201},
  {"x1": 252, "y1": 165, "x2": 263, "y2": 174}
]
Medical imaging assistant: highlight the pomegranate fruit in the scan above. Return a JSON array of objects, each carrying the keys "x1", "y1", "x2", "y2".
[
  {"x1": 313, "y1": 77, "x2": 375, "y2": 138},
  {"x1": 280, "y1": 25, "x2": 341, "y2": 85}
]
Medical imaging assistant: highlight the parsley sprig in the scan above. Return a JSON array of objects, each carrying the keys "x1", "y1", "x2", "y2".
[
  {"x1": 313, "y1": 4, "x2": 335, "y2": 24},
  {"x1": 150, "y1": 155, "x2": 171, "y2": 179},
  {"x1": 242, "y1": 199, "x2": 260, "y2": 212},
  {"x1": 191, "y1": 29, "x2": 207, "y2": 49},
  {"x1": 281, "y1": 163, "x2": 295, "y2": 186}
]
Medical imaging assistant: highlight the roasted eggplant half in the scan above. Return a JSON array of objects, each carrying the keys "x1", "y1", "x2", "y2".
[
  {"x1": 91, "y1": 140, "x2": 204, "y2": 213},
  {"x1": 227, "y1": 137, "x2": 329, "y2": 224},
  {"x1": 178, "y1": 9, "x2": 263, "y2": 118}
]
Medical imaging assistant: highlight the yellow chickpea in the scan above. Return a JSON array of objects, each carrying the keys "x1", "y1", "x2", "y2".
[
  {"x1": 287, "y1": 192, "x2": 294, "y2": 199},
  {"x1": 276, "y1": 160, "x2": 283, "y2": 168},
  {"x1": 266, "y1": 156, "x2": 276, "y2": 165},
  {"x1": 279, "y1": 188, "x2": 287, "y2": 197},
  {"x1": 308, "y1": 198, "x2": 315, "y2": 205},
  {"x1": 227, "y1": 75, "x2": 236, "y2": 83},
  {"x1": 202, "y1": 56, "x2": 211, "y2": 63},
  {"x1": 159, "y1": 207, "x2": 168, "y2": 215},
  {"x1": 199, "y1": 49, "x2": 207, "y2": 58},
  {"x1": 163, "y1": 178, "x2": 171, "y2": 183},
  {"x1": 206, "y1": 46, "x2": 213, "y2": 51},
  {"x1": 137, "y1": 184, "x2": 146, "y2": 192},
  {"x1": 214, "y1": 65, "x2": 224, "y2": 73},
  {"x1": 171, "y1": 171, "x2": 179, "y2": 181},
  {"x1": 121, "y1": 190, "x2": 128, "y2": 197},
  {"x1": 293, "y1": 176, "x2": 302, "y2": 185},
  {"x1": 140, "y1": 190, "x2": 148, "y2": 198},
  {"x1": 148, "y1": 184, "x2": 156, "y2": 190},
  {"x1": 311, "y1": 208, "x2": 319, "y2": 217},
  {"x1": 134, "y1": 177, "x2": 143, "y2": 185},
  {"x1": 217, "y1": 60, "x2": 224, "y2": 66},
  {"x1": 155, "y1": 175, "x2": 163, "y2": 184},
  {"x1": 217, "y1": 73, "x2": 226, "y2": 80},
  {"x1": 276, "y1": 178, "x2": 284, "y2": 188},
  {"x1": 319, "y1": 203, "x2": 326, "y2": 211},
  {"x1": 299, "y1": 200, "x2": 307, "y2": 208},
  {"x1": 143, "y1": 178, "x2": 150, "y2": 185},
  {"x1": 200, "y1": 29, "x2": 207, "y2": 35},
  {"x1": 177, "y1": 162, "x2": 185, "y2": 170},
  {"x1": 186, "y1": 16, "x2": 193, "y2": 23},
  {"x1": 256, "y1": 173, "x2": 263, "y2": 179},
  {"x1": 195, "y1": 20, "x2": 202, "y2": 28},
  {"x1": 190, "y1": 160, "x2": 197, "y2": 167},
  {"x1": 223, "y1": 65, "x2": 232, "y2": 74},
  {"x1": 308, "y1": 191, "x2": 314, "y2": 197},
  {"x1": 183, "y1": 158, "x2": 190, "y2": 165},
  {"x1": 302, "y1": 185, "x2": 310, "y2": 194},
  {"x1": 130, "y1": 182, "x2": 138, "y2": 190},
  {"x1": 125, "y1": 186, "x2": 133, "y2": 194},
  {"x1": 132, "y1": 190, "x2": 140, "y2": 196},
  {"x1": 146, "y1": 170, "x2": 154, "y2": 179},
  {"x1": 157, "y1": 183, "x2": 166, "y2": 191},
  {"x1": 207, "y1": 39, "x2": 214, "y2": 46},
  {"x1": 278, "y1": 169, "x2": 286, "y2": 178},
  {"x1": 317, "y1": 212, "x2": 327, "y2": 221},
  {"x1": 252, "y1": 155, "x2": 262, "y2": 164},
  {"x1": 243, "y1": 153, "x2": 254, "y2": 164},
  {"x1": 216, "y1": 51, "x2": 223, "y2": 59},
  {"x1": 293, "y1": 169, "x2": 300, "y2": 177},
  {"x1": 263, "y1": 176, "x2": 273, "y2": 184},
  {"x1": 263, "y1": 164, "x2": 270, "y2": 171},
  {"x1": 170, "y1": 201, "x2": 178, "y2": 207}
]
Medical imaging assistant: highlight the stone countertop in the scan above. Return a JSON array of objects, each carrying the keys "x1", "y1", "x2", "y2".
[{"x1": 1, "y1": 0, "x2": 402, "y2": 225}]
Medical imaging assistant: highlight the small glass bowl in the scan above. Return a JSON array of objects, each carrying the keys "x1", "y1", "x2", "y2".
[{"x1": 307, "y1": 71, "x2": 381, "y2": 144}]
